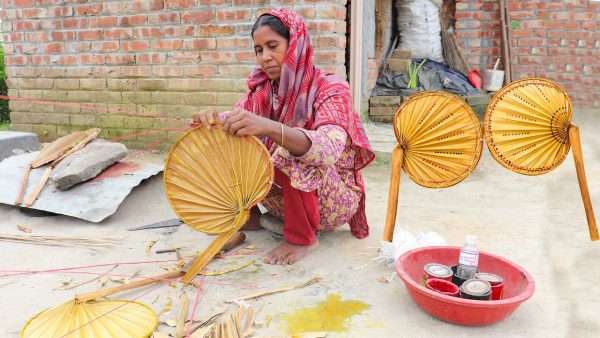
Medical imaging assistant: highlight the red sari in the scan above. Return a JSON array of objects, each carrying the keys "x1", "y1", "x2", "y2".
[{"x1": 237, "y1": 9, "x2": 374, "y2": 244}]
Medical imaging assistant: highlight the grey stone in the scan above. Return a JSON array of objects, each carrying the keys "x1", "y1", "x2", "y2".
[
  {"x1": 51, "y1": 139, "x2": 127, "y2": 190},
  {"x1": 0, "y1": 131, "x2": 40, "y2": 161}
]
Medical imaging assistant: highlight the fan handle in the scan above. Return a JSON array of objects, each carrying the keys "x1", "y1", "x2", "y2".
[
  {"x1": 75, "y1": 270, "x2": 183, "y2": 303},
  {"x1": 383, "y1": 146, "x2": 404, "y2": 242},
  {"x1": 569, "y1": 125, "x2": 599, "y2": 241},
  {"x1": 181, "y1": 211, "x2": 249, "y2": 284}
]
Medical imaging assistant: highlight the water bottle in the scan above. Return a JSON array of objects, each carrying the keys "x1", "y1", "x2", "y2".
[{"x1": 456, "y1": 235, "x2": 479, "y2": 280}]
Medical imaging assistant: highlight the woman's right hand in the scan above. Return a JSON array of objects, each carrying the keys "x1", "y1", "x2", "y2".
[{"x1": 190, "y1": 109, "x2": 218, "y2": 129}]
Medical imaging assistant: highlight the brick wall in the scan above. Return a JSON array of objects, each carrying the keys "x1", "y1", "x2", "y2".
[
  {"x1": 455, "y1": 0, "x2": 600, "y2": 108},
  {"x1": 1, "y1": 0, "x2": 348, "y2": 146}
]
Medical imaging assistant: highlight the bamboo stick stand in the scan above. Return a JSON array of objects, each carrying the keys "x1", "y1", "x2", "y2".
[
  {"x1": 569, "y1": 125, "x2": 599, "y2": 241},
  {"x1": 383, "y1": 146, "x2": 404, "y2": 242}
]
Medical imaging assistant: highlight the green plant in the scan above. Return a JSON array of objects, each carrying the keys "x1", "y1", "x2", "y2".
[
  {"x1": 407, "y1": 59, "x2": 426, "y2": 89},
  {"x1": 0, "y1": 44, "x2": 9, "y2": 122}
]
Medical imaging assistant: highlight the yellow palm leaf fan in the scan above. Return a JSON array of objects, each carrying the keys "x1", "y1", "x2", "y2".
[
  {"x1": 484, "y1": 77, "x2": 599, "y2": 240},
  {"x1": 383, "y1": 91, "x2": 483, "y2": 242},
  {"x1": 21, "y1": 300, "x2": 158, "y2": 338},
  {"x1": 164, "y1": 126, "x2": 274, "y2": 284}
]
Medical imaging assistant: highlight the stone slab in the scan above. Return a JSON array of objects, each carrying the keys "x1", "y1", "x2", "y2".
[{"x1": 51, "y1": 139, "x2": 128, "y2": 190}]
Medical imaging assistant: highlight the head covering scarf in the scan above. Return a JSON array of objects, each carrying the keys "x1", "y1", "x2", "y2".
[{"x1": 237, "y1": 8, "x2": 375, "y2": 239}]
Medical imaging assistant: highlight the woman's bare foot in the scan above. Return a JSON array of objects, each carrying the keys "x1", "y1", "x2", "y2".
[
  {"x1": 241, "y1": 207, "x2": 262, "y2": 231},
  {"x1": 264, "y1": 240, "x2": 319, "y2": 265}
]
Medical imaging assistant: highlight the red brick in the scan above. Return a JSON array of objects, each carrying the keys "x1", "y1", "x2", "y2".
[
  {"x1": 165, "y1": 0, "x2": 196, "y2": 9},
  {"x1": 132, "y1": 0, "x2": 164, "y2": 11},
  {"x1": 184, "y1": 38, "x2": 217, "y2": 50},
  {"x1": 133, "y1": 27, "x2": 161, "y2": 39},
  {"x1": 90, "y1": 17, "x2": 119, "y2": 28},
  {"x1": 105, "y1": 54, "x2": 136, "y2": 65},
  {"x1": 152, "y1": 39, "x2": 183, "y2": 50},
  {"x1": 197, "y1": 24, "x2": 234, "y2": 37},
  {"x1": 104, "y1": 29, "x2": 133, "y2": 40},
  {"x1": 216, "y1": 8, "x2": 251, "y2": 22},
  {"x1": 182, "y1": 10, "x2": 214, "y2": 24},
  {"x1": 74, "y1": 4, "x2": 103, "y2": 16},
  {"x1": 93, "y1": 41, "x2": 120, "y2": 53},
  {"x1": 120, "y1": 15, "x2": 147, "y2": 26},
  {"x1": 121, "y1": 40, "x2": 150, "y2": 52},
  {"x1": 136, "y1": 53, "x2": 166, "y2": 64},
  {"x1": 13, "y1": 20, "x2": 39, "y2": 31},
  {"x1": 45, "y1": 43, "x2": 64, "y2": 54},
  {"x1": 200, "y1": 51, "x2": 234, "y2": 63},
  {"x1": 79, "y1": 30, "x2": 103, "y2": 41},
  {"x1": 80, "y1": 54, "x2": 105, "y2": 65},
  {"x1": 63, "y1": 18, "x2": 89, "y2": 29},
  {"x1": 51, "y1": 31, "x2": 76, "y2": 41}
]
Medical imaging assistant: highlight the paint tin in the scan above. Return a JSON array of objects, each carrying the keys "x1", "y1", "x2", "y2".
[
  {"x1": 423, "y1": 263, "x2": 453, "y2": 282},
  {"x1": 426, "y1": 278, "x2": 459, "y2": 297},
  {"x1": 475, "y1": 272, "x2": 504, "y2": 300},
  {"x1": 459, "y1": 279, "x2": 492, "y2": 301}
]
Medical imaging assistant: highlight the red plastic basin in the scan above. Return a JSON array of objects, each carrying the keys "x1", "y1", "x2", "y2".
[{"x1": 396, "y1": 246, "x2": 535, "y2": 326}]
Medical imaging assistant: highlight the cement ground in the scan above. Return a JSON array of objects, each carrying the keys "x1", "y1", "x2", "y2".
[{"x1": 1, "y1": 110, "x2": 599, "y2": 338}]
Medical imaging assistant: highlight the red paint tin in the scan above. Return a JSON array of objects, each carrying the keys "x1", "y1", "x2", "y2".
[
  {"x1": 423, "y1": 263, "x2": 453, "y2": 282},
  {"x1": 426, "y1": 278, "x2": 459, "y2": 297},
  {"x1": 475, "y1": 272, "x2": 504, "y2": 300}
]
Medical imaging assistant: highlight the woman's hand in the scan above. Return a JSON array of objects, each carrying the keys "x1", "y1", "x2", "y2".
[
  {"x1": 190, "y1": 109, "x2": 219, "y2": 129},
  {"x1": 222, "y1": 108, "x2": 274, "y2": 137}
]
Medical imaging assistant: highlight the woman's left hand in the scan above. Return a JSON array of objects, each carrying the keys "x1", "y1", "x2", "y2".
[{"x1": 222, "y1": 108, "x2": 272, "y2": 137}]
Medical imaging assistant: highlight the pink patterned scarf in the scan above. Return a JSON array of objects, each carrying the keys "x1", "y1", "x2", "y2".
[{"x1": 236, "y1": 8, "x2": 375, "y2": 239}]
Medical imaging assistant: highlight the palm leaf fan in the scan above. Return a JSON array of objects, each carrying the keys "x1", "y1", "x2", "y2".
[
  {"x1": 15, "y1": 128, "x2": 100, "y2": 206},
  {"x1": 383, "y1": 91, "x2": 483, "y2": 241},
  {"x1": 164, "y1": 126, "x2": 274, "y2": 283},
  {"x1": 21, "y1": 300, "x2": 158, "y2": 338},
  {"x1": 484, "y1": 77, "x2": 598, "y2": 240}
]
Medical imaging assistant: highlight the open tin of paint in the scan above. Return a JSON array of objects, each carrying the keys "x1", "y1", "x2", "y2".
[
  {"x1": 424, "y1": 263, "x2": 453, "y2": 282},
  {"x1": 475, "y1": 272, "x2": 504, "y2": 300},
  {"x1": 459, "y1": 279, "x2": 491, "y2": 300}
]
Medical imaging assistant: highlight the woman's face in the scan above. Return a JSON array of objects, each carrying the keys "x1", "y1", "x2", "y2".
[{"x1": 253, "y1": 25, "x2": 289, "y2": 81}]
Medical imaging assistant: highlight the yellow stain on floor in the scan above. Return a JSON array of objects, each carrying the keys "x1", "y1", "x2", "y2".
[{"x1": 284, "y1": 293, "x2": 369, "y2": 335}]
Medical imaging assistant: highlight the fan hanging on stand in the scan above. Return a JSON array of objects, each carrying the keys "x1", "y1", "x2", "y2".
[
  {"x1": 383, "y1": 91, "x2": 483, "y2": 242},
  {"x1": 483, "y1": 77, "x2": 599, "y2": 240}
]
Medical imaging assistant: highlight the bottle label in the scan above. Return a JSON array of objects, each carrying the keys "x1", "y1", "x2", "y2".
[{"x1": 459, "y1": 251, "x2": 479, "y2": 266}]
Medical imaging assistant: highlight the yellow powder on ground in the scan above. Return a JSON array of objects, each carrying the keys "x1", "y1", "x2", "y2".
[{"x1": 285, "y1": 293, "x2": 369, "y2": 335}]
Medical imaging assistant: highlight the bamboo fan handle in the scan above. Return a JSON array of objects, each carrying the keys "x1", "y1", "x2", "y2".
[
  {"x1": 181, "y1": 211, "x2": 249, "y2": 284},
  {"x1": 14, "y1": 164, "x2": 32, "y2": 205},
  {"x1": 569, "y1": 125, "x2": 599, "y2": 241},
  {"x1": 23, "y1": 166, "x2": 52, "y2": 207},
  {"x1": 383, "y1": 146, "x2": 405, "y2": 242},
  {"x1": 75, "y1": 270, "x2": 183, "y2": 303}
]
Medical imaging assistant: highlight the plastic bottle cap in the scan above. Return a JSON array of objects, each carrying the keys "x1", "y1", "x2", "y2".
[{"x1": 465, "y1": 235, "x2": 477, "y2": 244}]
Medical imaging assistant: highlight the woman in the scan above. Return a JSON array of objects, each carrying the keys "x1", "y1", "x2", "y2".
[{"x1": 192, "y1": 9, "x2": 374, "y2": 265}]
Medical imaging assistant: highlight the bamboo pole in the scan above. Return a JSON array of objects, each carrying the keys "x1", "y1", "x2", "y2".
[
  {"x1": 568, "y1": 125, "x2": 599, "y2": 241},
  {"x1": 383, "y1": 146, "x2": 405, "y2": 242},
  {"x1": 500, "y1": 0, "x2": 512, "y2": 83},
  {"x1": 75, "y1": 270, "x2": 183, "y2": 303}
]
